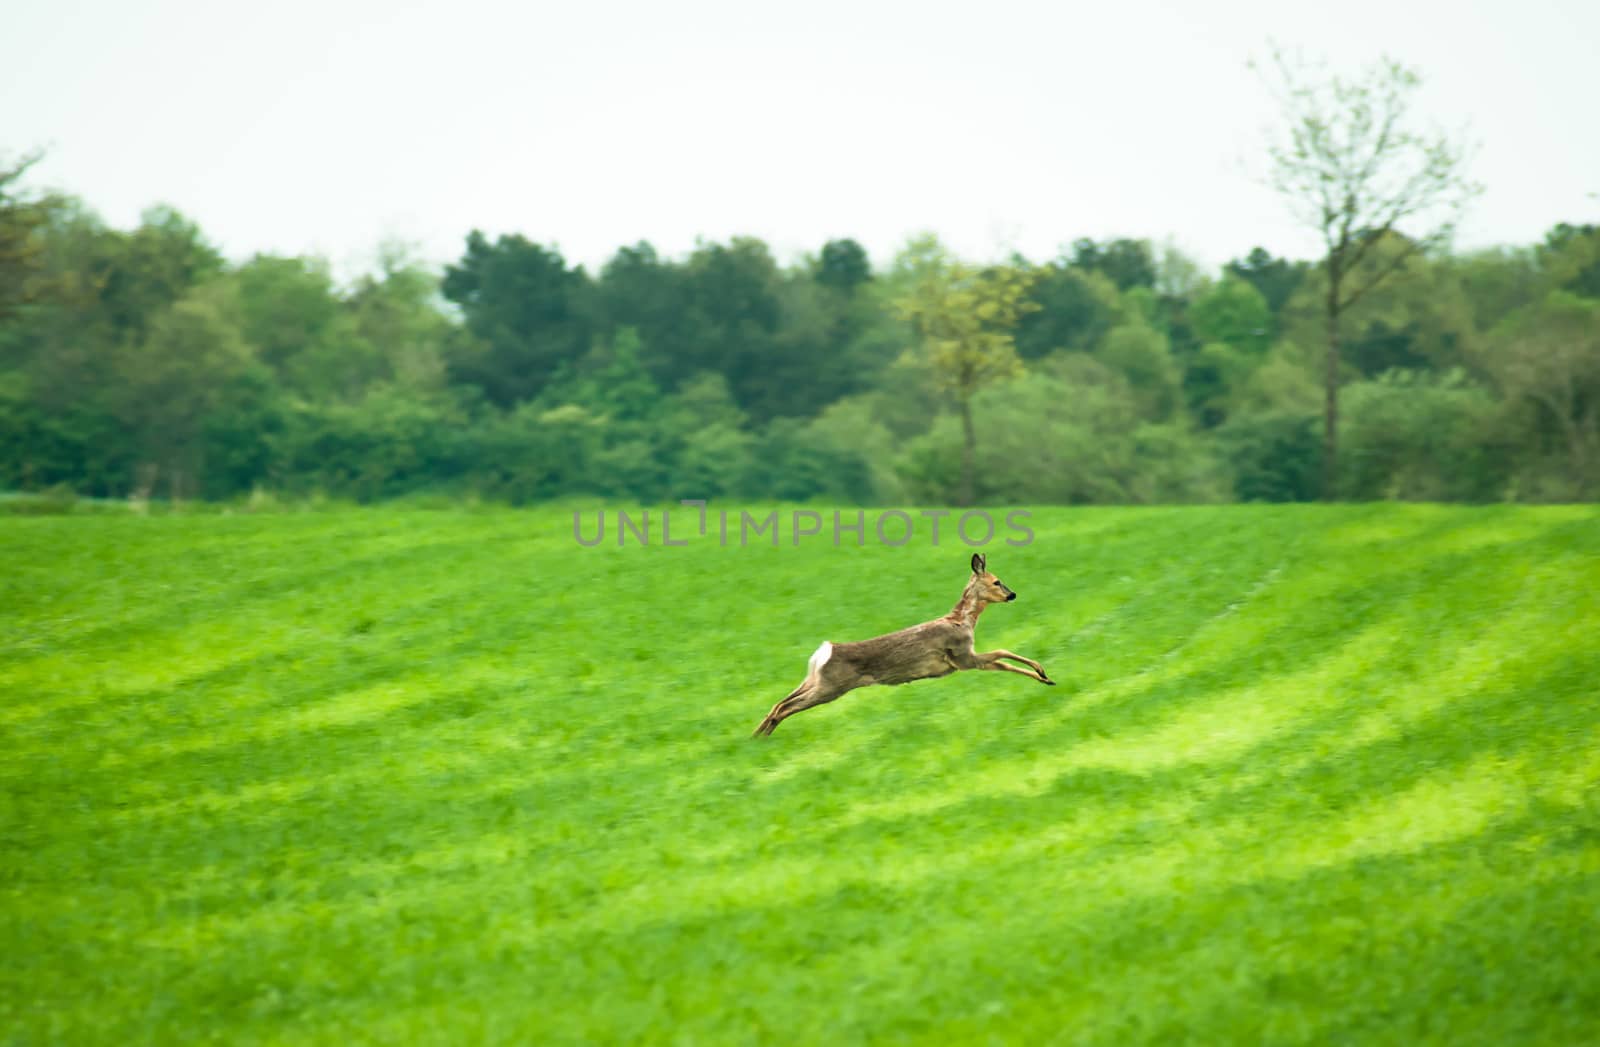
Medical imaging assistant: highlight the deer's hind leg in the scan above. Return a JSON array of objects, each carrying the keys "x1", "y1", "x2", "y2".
[
  {"x1": 754, "y1": 681, "x2": 813, "y2": 738},
  {"x1": 756, "y1": 679, "x2": 851, "y2": 737},
  {"x1": 752, "y1": 641, "x2": 843, "y2": 738}
]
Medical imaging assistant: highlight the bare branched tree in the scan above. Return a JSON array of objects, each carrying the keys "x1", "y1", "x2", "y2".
[{"x1": 1255, "y1": 47, "x2": 1480, "y2": 498}]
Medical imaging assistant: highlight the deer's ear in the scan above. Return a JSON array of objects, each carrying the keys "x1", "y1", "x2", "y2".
[{"x1": 971, "y1": 553, "x2": 986, "y2": 574}]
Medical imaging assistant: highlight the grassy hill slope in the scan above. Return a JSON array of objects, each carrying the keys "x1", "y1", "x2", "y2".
[{"x1": 3, "y1": 505, "x2": 1597, "y2": 1044}]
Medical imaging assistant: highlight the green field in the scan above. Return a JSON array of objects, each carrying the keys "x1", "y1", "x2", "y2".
[{"x1": 3, "y1": 505, "x2": 1598, "y2": 1044}]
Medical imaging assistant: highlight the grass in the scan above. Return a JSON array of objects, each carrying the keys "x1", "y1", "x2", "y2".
[{"x1": 2, "y1": 503, "x2": 1598, "y2": 1044}]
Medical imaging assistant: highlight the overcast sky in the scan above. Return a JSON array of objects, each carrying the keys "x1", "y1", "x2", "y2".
[{"x1": 6, "y1": 0, "x2": 1597, "y2": 278}]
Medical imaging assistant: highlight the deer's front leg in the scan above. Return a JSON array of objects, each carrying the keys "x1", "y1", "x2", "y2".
[
  {"x1": 987, "y1": 649, "x2": 1050, "y2": 677},
  {"x1": 977, "y1": 650, "x2": 1055, "y2": 685}
]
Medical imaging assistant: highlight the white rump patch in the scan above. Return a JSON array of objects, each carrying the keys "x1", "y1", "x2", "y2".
[{"x1": 807, "y1": 641, "x2": 833, "y2": 674}]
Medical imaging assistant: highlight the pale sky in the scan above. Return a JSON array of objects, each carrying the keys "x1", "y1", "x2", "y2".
[{"x1": 5, "y1": 0, "x2": 1597, "y2": 279}]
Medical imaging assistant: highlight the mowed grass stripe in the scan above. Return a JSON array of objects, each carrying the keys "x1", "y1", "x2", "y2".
[{"x1": 2, "y1": 505, "x2": 1597, "y2": 1045}]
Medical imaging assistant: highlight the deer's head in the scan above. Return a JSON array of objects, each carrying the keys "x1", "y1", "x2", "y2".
[{"x1": 969, "y1": 553, "x2": 1017, "y2": 603}]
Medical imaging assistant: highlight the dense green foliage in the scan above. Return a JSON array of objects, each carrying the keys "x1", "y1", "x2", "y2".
[
  {"x1": 2, "y1": 505, "x2": 1597, "y2": 1043},
  {"x1": 1, "y1": 153, "x2": 1598, "y2": 504}
]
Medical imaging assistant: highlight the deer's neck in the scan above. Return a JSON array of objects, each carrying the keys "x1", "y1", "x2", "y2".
[{"x1": 947, "y1": 589, "x2": 987, "y2": 631}]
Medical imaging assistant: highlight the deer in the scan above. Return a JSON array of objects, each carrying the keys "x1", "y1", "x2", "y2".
[{"x1": 752, "y1": 553, "x2": 1055, "y2": 737}]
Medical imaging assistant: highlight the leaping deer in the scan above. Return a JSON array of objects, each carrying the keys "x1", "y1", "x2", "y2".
[{"x1": 752, "y1": 553, "x2": 1054, "y2": 737}]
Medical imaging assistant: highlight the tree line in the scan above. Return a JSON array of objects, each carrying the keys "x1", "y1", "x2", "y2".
[{"x1": 0, "y1": 152, "x2": 1597, "y2": 507}]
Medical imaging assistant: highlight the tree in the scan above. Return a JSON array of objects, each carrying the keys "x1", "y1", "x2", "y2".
[
  {"x1": 99, "y1": 206, "x2": 225, "y2": 342},
  {"x1": 1332, "y1": 234, "x2": 1476, "y2": 377},
  {"x1": 235, "y1": 254, "x2": 342, "y2": 372},
  {"x1": 1190, "y1": 278, "x2": 1272, "y2": 357},
  {"x1": 1185, "y1": 277, "x2": 1272, "y2": 427},
  {"x1": 441, "y1": 231, "x2": 592, "y2": 406},
  {"x1": 1540, "y1": 223, "x2": 1600, "y2": 299},
  {"x1": 1153, "y1": 241, "x2": 1208, "y2": 301},
  {"x1": 233, "y1": 254, "x2": 385, "y2": 400},
  {"x1": 815, "y1": 238, "x2": 872, "y2": 292},
  {"x1": 1482, "y1": 291, "x2": 1600, "y2": 498},
  {"x1": 893, "y1": 235, "x2": 1039, "y2": 506},
  {"x1": 1068, "y1": 238, "x2": 1156, "y2": 291},
  {"x1": 107, "y1": 283, "x2": 259, "y2": 499},
  {"x1": 1097, "y1": 319, "x2": 1183, "y2": 422},
  {"x1": 1015, "y1": 264, "x2": 1120, "y2": 358},
  {"x1": 1225, "y1": 247, "x2": 1308, "y2": 317},
  {"x1": 681, "y1": 237, "x2": 787, "y2": 415},
  {"x1": 1449, "y1": 247, "x2": 1541, "y2": 335},
  {"x1": 0, "y1": 153, "x2": 56, "y2": 324},
  {"x1": 1256, "y1": 47, "x2": 1479, "y2": 498},
  {"x1": 769, "y1": 270, "x2": 882, "y2": 416},
  {"x1": 594, "y1": 241, "x2": 692, "y2": 385},
  {"x1": 1218, "y1": 411, "x2": 1322, "y2": 502},
  {"x1": 0, "y1": 203, "x2": 232, "y2": 494},
  {"x1": 1338, "y1": 370, "x2": 1509, "y2": 502},
  {"x1": 544, "y1": 325, "x2": 660, "y2": 423},
  {"x1": 345, "y1": 242, "x2": 452, "y2": 392},
  {"x1": 595, "y1": 236, "x2": 882, "y2": 418}
]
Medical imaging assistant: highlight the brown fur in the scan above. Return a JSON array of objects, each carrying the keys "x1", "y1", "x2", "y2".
[{"x1": 752, "y1": 553, "x2": 1054, "y2": 737}]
